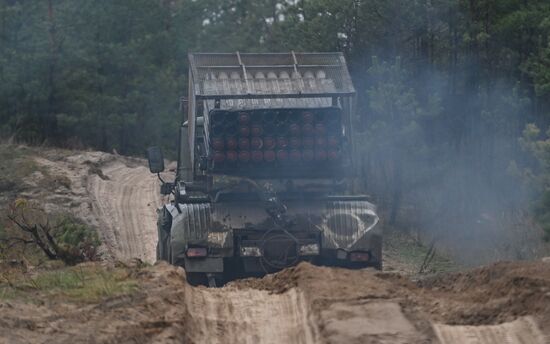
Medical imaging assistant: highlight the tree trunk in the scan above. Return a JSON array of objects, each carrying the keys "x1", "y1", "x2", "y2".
[{"x1": 46, "y1": 0, "x2": 58, "y2": 141}]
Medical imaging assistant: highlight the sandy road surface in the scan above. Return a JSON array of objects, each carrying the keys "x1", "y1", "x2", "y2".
[
  {"x1": 433, "y1": 317, "x2": 546, "y2": 344},
  {"x1": 184, "y1": 286, "x2": 319, "y2": 344},
  {"x1": 89, "y1": 161, "x2": 162, "y2": 263},
  {"x1": 2, "y1": 260, "x2": 549, "y2": 344}
]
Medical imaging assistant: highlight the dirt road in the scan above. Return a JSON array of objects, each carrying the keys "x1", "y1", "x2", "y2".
[
  {"x1": 89, "y1": 161, "x2": 161, "y2": 263},
  {"x1": 1, "y1": 260, "x2": 549, "y2": 344},
  {"x1": 3, "y1": 149, "x2": 548, "y2": 344}
]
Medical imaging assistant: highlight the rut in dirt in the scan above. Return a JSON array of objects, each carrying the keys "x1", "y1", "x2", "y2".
[{"x1": 89, "y1": 161, "x2": 162, "y2": 263}]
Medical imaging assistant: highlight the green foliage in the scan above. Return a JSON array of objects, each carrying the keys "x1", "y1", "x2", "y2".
[
  {"x1": 55, "y1": 217, "x2": 101, "y2": 263},
  {"x1": 0, "y1": 264, "x2": 138, "y2": 303},
  {"x1": 517, "y1": 124, "x2": 550, "y2": 239},
  {"x1": 5, "y1": 200, "x2": 101, "y2": 265}
]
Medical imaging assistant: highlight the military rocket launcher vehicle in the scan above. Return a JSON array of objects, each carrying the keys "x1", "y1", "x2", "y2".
[{"x1": 147, "y1": 52, "x2": 381, "y2": 286}]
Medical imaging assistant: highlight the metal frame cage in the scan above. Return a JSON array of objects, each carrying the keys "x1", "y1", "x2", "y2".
[
  {"x1": 186, "y1": 52, "x2": 357, "y2": 179},
  {"x1": 188, "y1": 51, "x2": 355, "y2": 101}
]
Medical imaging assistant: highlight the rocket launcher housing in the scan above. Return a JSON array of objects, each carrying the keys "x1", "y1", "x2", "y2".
[{"x1": 187, "y1": 52, "x2": 357, "y2": 180}]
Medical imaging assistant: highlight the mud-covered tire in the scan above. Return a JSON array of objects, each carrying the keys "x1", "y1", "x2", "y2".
[
  {"x1": 157, "y1": 228, "x2": 171, "y2": 262},
  {"x1": 186, "y1": 272, "x2": 207, "y2": 286},
  {"x1": 370, "y1": 235, "x2": 383, "y2": 270},
  {"x1": 156, "y1": 242, "x2": 160, "y2": 261},
  {"x1": 157, "y1": 207, "x2": 172, "y2": 262}
]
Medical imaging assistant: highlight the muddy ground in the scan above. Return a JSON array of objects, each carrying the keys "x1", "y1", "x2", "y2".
[{"x1": 1, "y1": 146, "x2": 549, "y2": 343}]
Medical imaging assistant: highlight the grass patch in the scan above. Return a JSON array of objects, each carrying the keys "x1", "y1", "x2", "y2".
[
  {"x1": 384, "y1": 230, "x2": 458, "y2": 275},
  {"x1": 0, "y1": 264, "x2": 139, "y2": 303}
]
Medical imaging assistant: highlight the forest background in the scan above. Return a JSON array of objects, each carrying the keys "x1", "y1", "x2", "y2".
[{"x1": 1, "y1": 0, "x2": 550, "y2": 262}]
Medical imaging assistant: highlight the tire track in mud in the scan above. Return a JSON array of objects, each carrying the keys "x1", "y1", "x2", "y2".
[
  {"x1": 184, "y1": 287, "x2": 319, "y2": 344},
  {"x1": 433, "y1": 317, "x2": 547, "y2": 344},
  {"x1": 89, "y1": 162, "x2": 161, "y2": 263}
]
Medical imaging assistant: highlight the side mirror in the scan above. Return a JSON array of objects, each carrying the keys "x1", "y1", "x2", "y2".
[{"x1": 146, "y1": 146, "x2": 165, "y2": 173}]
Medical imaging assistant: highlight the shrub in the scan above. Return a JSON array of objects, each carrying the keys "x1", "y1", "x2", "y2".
[{"x1": 3, "y1": 199, "x2": 101, "y2": 264}]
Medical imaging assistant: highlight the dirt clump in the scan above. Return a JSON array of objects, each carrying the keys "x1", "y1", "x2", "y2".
[
  {"x1": 416, "y1": 260, "x2": 550, "y2": 334},
  {"x1": 232, "y1": 261, "x2": 550, "y2": 343},
  {"x1": 1, "y1": 251, "x2": 549, "y2": 344}
]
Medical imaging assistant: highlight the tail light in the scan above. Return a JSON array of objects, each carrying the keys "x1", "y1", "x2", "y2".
[
  {"x1": 264, "y1": 150, "x2": 276, "y2": 162},
  {"x1": 302, "y1": 149, "x2": 314, "y2": 161},
  {"x1": 302, "y1": 137, "x2": 314, "y2": 148},
  {"x1": 251, "y1": 150, "x2": 263, "y2": 162},
  {"x1": 226, "y1": 150, "x2": 238, "y2": 162},
  {"x1": 213, "y1": 151, "x2": 225, "y2": 163},
  {"x1": 349, "y1": 251, "x2": 371, "y2": 262},
  {"x1": 212, "y1": 137, "x2": 225, "y2": 150},
  {"x1": 186, "y1": 247, "x2": 207, "y2": 258},
  {"x1": 251, "y1": 124, "x2": 263, "y2": 136},
  {"x1": 290, "y1": 149, "x2": 301, "y2": 161},
  {"x1": 289, "y1": 137, "x2": 301, "y2": 149},
  {"x1": 264, "y1": 136, "x2": 276, "y2": 149},
  {"x1": 226, "y1": 137, "x2": 238, "y2": 150},
  {"x1": 239, "y1": 126, "x2": 250, "y2": 137},
  {"x1": 238, "y1": 138, "x2": 250, "y2": 150},
  {"x1": 277, "y1": 150, "x2": 288, "y2": 161},
  {"x1": 239, "y1": 151, "x2": 250, "y2": 162},
  {"x1": 251, "y1": 137, "x2": 263, "y2": 149}
]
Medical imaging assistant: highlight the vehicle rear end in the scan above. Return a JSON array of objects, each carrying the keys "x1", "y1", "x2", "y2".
[{"x1": 158, "y1": 52, "x2": 381, "y2": 284}]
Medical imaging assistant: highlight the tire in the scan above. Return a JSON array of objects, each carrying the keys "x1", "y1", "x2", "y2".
[
  {"x1": 373, "y1": 259, "x2": 383, "y2": 271},
  {"x1": 370, "y1": 235, "x2": 383, "y2": 270},
  {"x1": 156, "y1": 207, "x2": 172, "y2": 262},
  {"x1": 156, "y1": 242, "x2": 160, "y2": 261},
  {"x1": 186, "y1": 272, "x2": 208, "y2": 286}
]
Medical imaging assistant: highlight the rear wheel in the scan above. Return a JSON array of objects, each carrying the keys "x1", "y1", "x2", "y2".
[
  {"x1": 185, "y1": 272, "x2": 224, "y2": 287},
  {"x1": 156, "y1": 207, "x2": 172, "y2": 262},
  {"x1": 370, "y1": 235, "x2": 383, "y2": 270},
  {"x1": 157, "y1": 228, "x2": 171, "y2": 262},
  {"x1": 186, "y1": 272, "x2": 208, "y2": 286}
]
